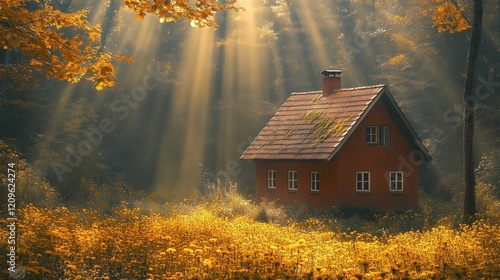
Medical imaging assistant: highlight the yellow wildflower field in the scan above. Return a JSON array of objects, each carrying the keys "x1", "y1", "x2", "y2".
[{"x1": 1, "y1": 201, "x2": 499, "y2": 280}]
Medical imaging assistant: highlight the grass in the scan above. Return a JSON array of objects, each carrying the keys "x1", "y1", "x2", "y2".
[{"x1": 2, "y1": 185, "x2": 500, "y2": 279}]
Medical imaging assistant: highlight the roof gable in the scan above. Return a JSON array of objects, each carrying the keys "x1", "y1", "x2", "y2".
[{"x1": 240, "y1": 84, "x2": 430, "y2": 161}]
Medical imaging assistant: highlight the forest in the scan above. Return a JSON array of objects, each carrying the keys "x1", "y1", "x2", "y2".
[{"x1": 1, "y1": 0, "x2": 500, "y2": 279}]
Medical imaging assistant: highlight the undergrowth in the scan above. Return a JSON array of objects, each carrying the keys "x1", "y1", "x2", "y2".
[{"x1": 1, "y1": 183, "x2": 500, "y2": 279}]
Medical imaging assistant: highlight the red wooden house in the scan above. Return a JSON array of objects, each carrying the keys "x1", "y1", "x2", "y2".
[{"x1": 240, "y1": 70, "x2": 431, "y2": 211}]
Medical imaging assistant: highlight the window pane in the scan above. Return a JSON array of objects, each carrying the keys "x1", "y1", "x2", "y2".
[
  {"x1": 366, "y1": 126, "x2": 377, "y2": 143},
  {"x1": 389, "y1": 171, "x2": 403, "y2": 191},
  {"x1": 381, "y1": 126, "x2": 390, "y2": 146},
  {"x1": 288, "y1": 171, "x2": 297, "y2": 190},
  {"x1": 268, "y1": 170, "x2": 276, "y2": 188},
  {"x1": 386, "y1": 127, "x2": 390, "y2": 145},
  {"x1": 356, "y1": 172, "x2": 369, "y2": 191},
  {"x1": 311, "y1": 172, "x2": 320, "y2": 191}
]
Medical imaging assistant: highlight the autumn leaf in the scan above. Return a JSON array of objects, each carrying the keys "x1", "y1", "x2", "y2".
[
  {"x1": 30, "y1": 59, "x2": 43, "y2": 66},
  {"x1": 1, "y1": 0, "x2": 238, "y2": 91},
  {"x1": 100, "y1": 65, "x2": 113, "y2": 75},
  {"x1": 431, "y1": 2, "x2": 471, "y2": 33},
  {"x1": 114, "y1": 55, "x2": 134, "y2": 63},
  {"x1": 136, "y1": 13, "x2": 145, "y2": 20}
]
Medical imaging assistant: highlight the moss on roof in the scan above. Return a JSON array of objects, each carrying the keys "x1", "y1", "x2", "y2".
[{"x1": 299, "y1": 110, "x2": 349, "y2": 144}]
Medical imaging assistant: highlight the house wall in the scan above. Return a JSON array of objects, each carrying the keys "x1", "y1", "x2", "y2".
[
  {"x1": 334, "y1": 99, "x2": 419, "y2": 210},
  {"x1": 254, "y1": 159, "x2": 338, "y2": 208},
  {"x1": 253, "y1": 98, "x2": 420, "y2": 211}
]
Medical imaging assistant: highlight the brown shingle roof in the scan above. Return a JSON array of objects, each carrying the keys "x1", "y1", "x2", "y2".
[{"x1": 240, "y1": 84, "x2": 430, "y2": 161}]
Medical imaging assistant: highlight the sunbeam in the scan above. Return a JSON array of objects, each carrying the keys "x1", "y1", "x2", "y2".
[
  {"x1": 15, "y1": 0, "x2": 498, "y2": 199},
  {"x1": 3, "y1": 0, "x2": 500, "y2": 277},
  {"x1": 213, "y1": 0, "x2": 279, "y2": 170},
  {"x1": 153, "y1": 27, "x2": 216, "y2": 193}
]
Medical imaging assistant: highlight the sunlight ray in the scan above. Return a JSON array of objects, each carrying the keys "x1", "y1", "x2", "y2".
[
  {"x1": 214, "y1": 1, "x2": 276, "y2": 169},
  {"x1": 153, "y1": 27, "x2": 216, "y2": 193},
  {"x1": 293, "y1": 0, "x2": 331, "y2": 68},
  {"x1": 374, "y1": 4, "x2": 463, "y2": 112},
  {"x1": 32, "y1": 83, "x2": 78, "y2": 165}
]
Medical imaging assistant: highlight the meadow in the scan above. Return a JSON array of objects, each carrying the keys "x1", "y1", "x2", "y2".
[{"x1": 1, "y1": 185, "x2": 500, "y2": 280}]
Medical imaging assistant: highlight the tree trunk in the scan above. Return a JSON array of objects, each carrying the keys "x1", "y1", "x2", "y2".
[
  {"x1": 99, "y1": 0, "x2": 118, "y2": 53},
  {"x1": 497, "y1": 0, "x2": 500, "y2": 33},
  {"x1": 462, "y1": 0, "x2": 483, "y2": 224}
]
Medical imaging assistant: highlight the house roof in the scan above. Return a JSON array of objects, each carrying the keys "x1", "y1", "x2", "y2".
[{"x1": 240, "y1": 84, "x2": 431, "y2": 161}]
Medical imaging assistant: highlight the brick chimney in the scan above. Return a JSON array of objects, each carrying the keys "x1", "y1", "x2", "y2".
[{"x1": 321, "y1": 69, "x2": 342, "y2": 97}]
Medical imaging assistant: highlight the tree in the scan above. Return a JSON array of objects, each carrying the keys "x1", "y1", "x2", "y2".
[
  {"x1": 425, "y1": 0, "x2": 483, "y2": 223},
  {"x1": 461, "y1": 0, "x2": 483, "y2": 223},
  {"x1": 0, "y1": 0, "x2": 130, "y2": 94},
  {"x1": 0, "y1": 0, "x2": 238, "y2": 95},
  {"x1": 124, "y1": 0, "x2": 239, "y2": 27}
]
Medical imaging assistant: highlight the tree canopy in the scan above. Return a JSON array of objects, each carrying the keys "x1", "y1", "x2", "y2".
[{"x1": 0, "y1": 0, "x2": 238, "y2": 91}]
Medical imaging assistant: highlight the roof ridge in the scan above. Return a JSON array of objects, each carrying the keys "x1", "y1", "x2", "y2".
[
  {"x1": 339, "y1": 84, "x2": 386, "y2": 91},
  {"x1": 291, "y1": 91, "x2": 321, "y2": 95},
  {"x1": 291, "y1": 84, "x2": 386, "y2": 95}
]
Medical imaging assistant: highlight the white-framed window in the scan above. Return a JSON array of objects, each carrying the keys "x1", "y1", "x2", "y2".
[
  {"x1": 390, "y1": 171, "x2": 403, "y2": 191},
  {"x1": 267, "y1": 170, "x2": 276, "y2": 189},
  {"x1": 365, "y1": 126, "x2": 377, "y2": 144},
  {"x1": 379, "y1": 125, "x2": 390, "y2": 147},
  {"x1": 311, "y1": 171, "x2": 320, "y2": 191},
  {"x1": 356, "y1": 172, "x2": 370, "y2": 192},
  {"x1": 288, "y1": 171, "x2": 298, "y2": 190}
]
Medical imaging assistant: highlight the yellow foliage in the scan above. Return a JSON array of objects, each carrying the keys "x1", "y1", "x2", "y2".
[
  {"x1": 1, "y1": 0, "x2": 238, "y2": 91},
  {"x1": 123, "y1": 0, "x2": 241, "y2": 28},
  {"x1": 390, "y1": 34, "x2": 417, "y2": 51},
  {"x1": 388, "y1": 54, "x2": 406, "y2": 66},
  {"x1": 2, "y1": 203, "x2": 499, "y2": 279},
  {"x1": 0, "y1": 0, "x2": 132, "y2": 91},
  {"x1": 431, "y1": 1, "x2": 471, "y2": 33}
]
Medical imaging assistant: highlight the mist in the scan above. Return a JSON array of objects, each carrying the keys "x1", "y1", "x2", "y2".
[{"x1": 2, "y1": 0, "x2": 500, "y2": 202}]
